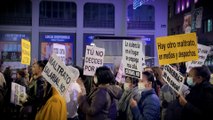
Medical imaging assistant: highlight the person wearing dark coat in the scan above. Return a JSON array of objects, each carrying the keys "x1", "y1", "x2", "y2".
[
  {"x1": 22, "y1": 60, "x2": 48, "y2": 119},
  {"x1": 15, "y1": 69, "x2": 28, "y2": 88},
  {"x1": 78, "y1": 66, "x2": 122, "y2": 120},
  {"x1": 118, "y1": 77, "x2": 140, "y2": 120},
  {"x1": 130, "y1": 71, "x2": 160, "y2": 120},
  {"x1": 178, "y1": 65, "x2": 213, "y2": 120}
]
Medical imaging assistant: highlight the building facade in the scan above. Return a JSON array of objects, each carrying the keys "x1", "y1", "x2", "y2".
[
  {"x1": 0, "y1": 0, "x2": 167, "y2": 70},
  {"x1": 168, "y1": 0, "x2": 213, "y2": 71}
]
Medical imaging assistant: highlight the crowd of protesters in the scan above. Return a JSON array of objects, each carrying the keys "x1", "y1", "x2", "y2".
[{"x1": 0, "y1": 60, "x2": 213, "y2": 120}]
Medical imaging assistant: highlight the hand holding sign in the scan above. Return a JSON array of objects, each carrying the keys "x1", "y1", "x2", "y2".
[
  {"x1": 130, "y1": 98, "x2": 137, "y2": 108},
  {"x1": 19, "y1": 92, "x2": 28, "y2": 104},
  {"x1": 178, "y1": 94, "x2": 188, "y2": 107}
]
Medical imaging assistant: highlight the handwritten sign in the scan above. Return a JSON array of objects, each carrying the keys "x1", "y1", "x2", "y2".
[
  {"x1": 83, "y1": 45, "x2": 105, "y2": 76},
  {"x1": 115, "y1": 60, "x2": 125, "y2": 83},
  {"x1": 10, "y1": 82, "x2": 26, "y2": 106},
  {"x1": 53, "y1": 43, "x2": 66, "y2": 64},
  {"x1": 122, "y1": 40, "x2": 143, "y2": 79},
  {"x1": 42, "y1": 53, "x2": 79, "y2": 96},
  {"x1": 186, "y1": 44, "x2": 211, "y2": 72},
  {"x1": 21, "y1": 39, "x2": 31, "y2": 65}
]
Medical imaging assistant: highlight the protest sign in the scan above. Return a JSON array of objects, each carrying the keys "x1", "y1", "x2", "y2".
[
  {"x1": 21, "y1": 39, "x2": 31, "y2": 65},
  {"x1": 122, "y1": 40, "x2": 143, "y2": 79},
  {"x1": 186, "y1": 44, "x2": 211, "y2": 72},
  {"x1": 115, "y1": 60, "x2": 125, "y2": 83},
  {"x1": 53, "y1": 43, "x2": 66, "y2": 64},
  {"x1": 163, "y1": 65, "x2": 184, "y2": 93},
  {"x1": 10, "y1": 82, "x2": 26, "y2": 106},
  {"x1": 83, "y1": 45, "x2": 105, "y2": 76},
  {"x1": 156, "y1": 33, "x2": 198, "y2": 65},
  {"x1": 42, "y1": 53, "x2": 79, "y2": 96},
  {"x1": 191, "y1": 7, "x2": 203, "y2": 31},
  {"x1": 183, "y1": 13, "x2": 192, "y2": 33}
]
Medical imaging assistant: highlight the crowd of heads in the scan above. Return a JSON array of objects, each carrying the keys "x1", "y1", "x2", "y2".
[{"x1": 0, "y1": 58, "x2": 213, "y2": 120}]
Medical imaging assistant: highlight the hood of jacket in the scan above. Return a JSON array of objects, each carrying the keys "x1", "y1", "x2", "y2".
[{"x1": 99, "y1": 84, "x2": 123, "y2": 100}]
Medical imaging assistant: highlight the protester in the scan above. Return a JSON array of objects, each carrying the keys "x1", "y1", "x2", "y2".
[
  {"x1": 35, "y1": 85, "x2": 67, "y2": 120},
  {"x1": 178, "y1": 65, "x2": 213, "y2": 120},
  {"x1": 12, "y1": 69, "x2": 28, "y2": 119},
  {"x1": 3, "y1": 67, "x2": 13, "y2": 114},
  {"x1": 179, "y1": 62, "x2": 187, "y2": 75},
  {"x1": 15, "y1": 69, "x2": 28, "y2": 88},
  {"x1": 144, "y1": 67, "x2": 153, "y2": 73},
  {"x1": 152, "y1": 66, "x2": 164, "y2": 96},
  {"x1": 160, "y1": 64, "x2": 190, "y2": 120},
  {"x1": 3, "y1": 67, "x2": 13, "y2": 86},
  {"x1": 78, "y1": 66, "x2": 122, "y2": 120},
  {"x1": 152, "y1": 66, "x2": 164, "y2": 88},
  {"x1": 22, "y1": 68, "x2": 30, "y2": 85},
  {"x1": 27, "y1": 66, "x2": 33, "y2": 81},
  {"x1": 170, "y1": 64, "x2": 179, "y2": 71},
  {"x1": 144, "y1": 67, "x2": 159, "y2": 95},
  {"x1": 163, "y1": 84, "x2": 189, "y2": 120},
  {"x1": 66, "y1": 82, "x2": 81, "y2": 120},
  {"x1": 23, "y1": 60, "x2": 48, "y2": 119},
  {"x1": 160, "y1": 82, "x2": 189, "y2": 120},
  {"x1": 66, "y1": 66, "x2": 86, "y2": 120},
  {"x1": 72, "y1": 66, "x2": 93, "y2": 120},
  {"x1": 0, "y1": 71, "x2": 6, "y2": 114},
  {"x1": 0, "y1": 71, "x2": 6, "y2": 89},
  {"x1": 210, "y1": 74, "x2": 213, "y2": 85},
  {"x1": 130, "y1": 71, "x2": 160, "y2": 120},
  {"x1": 118, "y1": 76, "x2": 140, "y2": 120}
]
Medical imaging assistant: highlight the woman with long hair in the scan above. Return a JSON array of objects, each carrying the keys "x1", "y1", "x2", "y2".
[
  {"x1": 78, "y1": 66, "x2": 122, "y2": 120},
  {"x1": 130, "y1": 71, "x2": 160, "y2": 120}
]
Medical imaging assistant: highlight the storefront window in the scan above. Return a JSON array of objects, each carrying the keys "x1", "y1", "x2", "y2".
[
  {"x1": 0, "y1": 32, "x2": 31, "y2": 71},
  {"x1": 39, "y1": 33, "x2": 75, "y2": 65}
]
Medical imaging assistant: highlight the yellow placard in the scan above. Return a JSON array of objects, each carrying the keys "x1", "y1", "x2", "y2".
[
  {"x1": 156, "y1": 33, "x2": 198, "y2": 65},
  {"x1": 21, "y1": 39, "x2": 31, "y2": 65}
]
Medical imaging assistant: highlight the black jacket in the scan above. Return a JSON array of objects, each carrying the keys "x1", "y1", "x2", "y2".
[
  {"x1": 182, "y1": 81, "x2": 213, "y2": 120},
  {"x1": 15, "y1": 77, "x2": 27, "y2": 88},
  {"x1": 25, "y1": 76, "x2": 47, "y2": 117}
]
